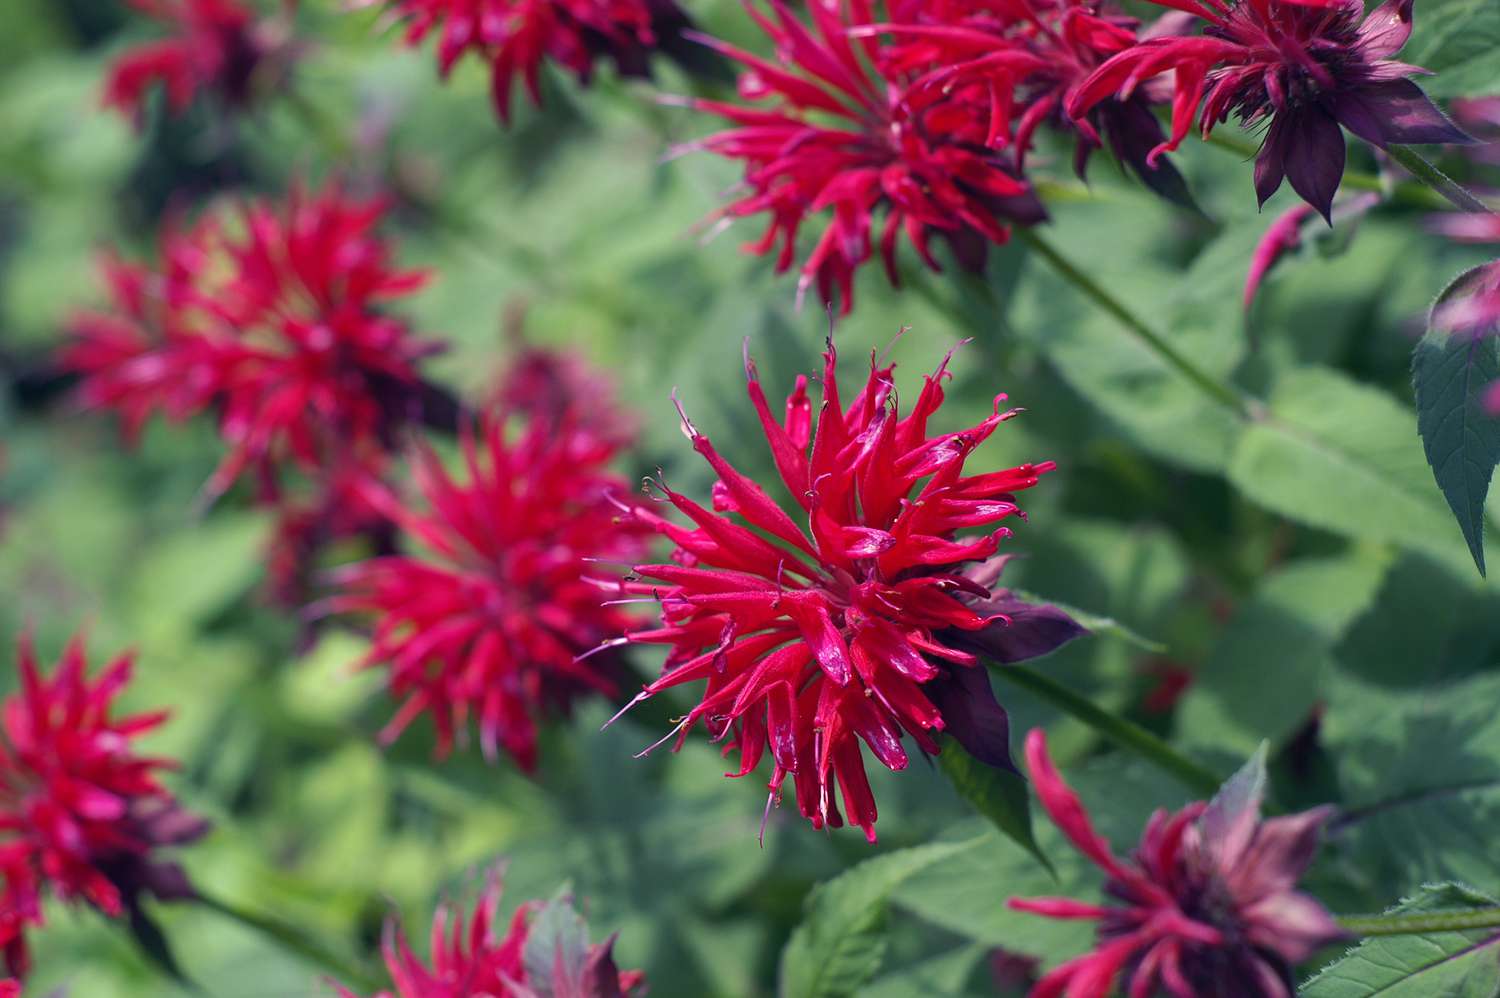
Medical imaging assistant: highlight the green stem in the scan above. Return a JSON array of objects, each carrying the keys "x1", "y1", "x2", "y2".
[
  {"x1": 988, "y1": 662, "x2": 1223, "y2": 797},
  {"x1": 1013, "y1": 228, "x2": 1252, "y2": 419},
  {"x1": 1385, "y1": 144, "x2": 1495, "y2": 216},
  {"x1": 1338, "y1": 907, "x2": 1500, "y2": 937},
  {"x1": 197, "y1": 890, "x2": 378, "y2": 992}
]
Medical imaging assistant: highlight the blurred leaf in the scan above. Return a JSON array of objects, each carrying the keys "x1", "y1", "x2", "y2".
[
  {"x1": 1229, "y1": 367, "x2": 1488, "y2": 573},
  {"x1": 1301, "y1": 883, "x2": 1500, "y2": 997},
  {"x1": 936, "y1": 744, "x2": 1049, "y2": 874},
  {"x1": 779, "y1": 839, "x2": 974, "y2": 998},
  {"x1": 1178, "y1": 549, "x2": 1391, "y2": 755},
  {"x1": 1414, "y1": 268, "x2": 1500, "y2": 577},
  {"x1": 1016, "y1": 591, "x2": 1165, "y2": 653},
  {"x1": 1403, "y1": 0, "x2": 1500, "y2": 99},
  {"x1": 128, "y1": 512, "x2": 268, "y2": 638},
  {"x1": 863, "y1": 943, "x2": 988, "y2": 998}
]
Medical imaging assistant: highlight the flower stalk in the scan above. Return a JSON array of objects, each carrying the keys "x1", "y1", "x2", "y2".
[
  {"x1": 1338, "y1": 906, "x2": 1500, "y2": 937},
  {"x1": 987, "y1": 661, "x2": 1223, "y2": 797},
  {"x1": 197, "y1": 891, "x2": 379, "y2": 992},
  {"x1": 1013, "y1": 228, "x2": 1253, "y2": 419}
]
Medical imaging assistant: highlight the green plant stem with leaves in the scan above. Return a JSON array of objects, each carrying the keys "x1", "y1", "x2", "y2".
[
  {"x1": 1338, "y1": 906, "x2": 1500, "y2": 937},
  {"x1": 196, "y1": 891, "x2": 380, "y2": 993}
]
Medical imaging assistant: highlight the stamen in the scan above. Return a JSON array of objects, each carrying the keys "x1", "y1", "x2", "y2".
[
  {"x1": 602, "y1": 689, "x2": 651, "y2": 730},
  {"x1": 634, "y1": 715, "x2": 692, "y2": 759}
]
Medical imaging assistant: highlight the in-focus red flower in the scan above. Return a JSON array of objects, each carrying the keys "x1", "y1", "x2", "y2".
[
  {"x1": 103, "y1": 0, "x2": 298, "y2": 125},
  {"x1": 0, "y1": 634, "x2": 209, "y2": 978},
  {"x1": 367, "y1": 0, "x2": 688, "y2": 125},
  {"x1": 324, "y1": 382, "x2": 651, "y2": 770},
  {"x1": 864, "y1": 0, "x2": 1193, "y2": 206},
  {"x1": 335, "y1": 869, "x2": 645, "y2": 998},
  {"x1": 606, "y1": 339, "x2": 1079, "y2": 841},
  {"x1": 674, "y1": 0, "x2": 1045, "y2": 314},
  {"x1": 1069, "y1": 0, "x2": 1471, "y2": 220},
  {"x1": 63, "y1": 181, "x2": 443, "y2": 505},
  {"x1": 1009, "y1": 729, "x2": 1343, "y2": 998}
]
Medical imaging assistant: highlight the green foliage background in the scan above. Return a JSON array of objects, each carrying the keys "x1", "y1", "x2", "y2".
[{"x1": 3, "y1": 0, "x2": 1500, "y2": 994}]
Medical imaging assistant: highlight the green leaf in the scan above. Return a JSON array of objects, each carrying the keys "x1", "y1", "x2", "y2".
[
  {"x1": 1228, "y1": 367, "x2": 1489, "y2": 574},
  {"x1": 937, "y1": 743, "x2": 1051, "y2": 874},
  {"x1": 1403, "y1": 0, "x2": 1500, "y2": 99},
  {"x1": 778, "y1": 839, "x2": 974, "y2": 998},
  {"x1": 1301, "y1": 883, "x2": 1500, "y2": 997},
  {"x1": 1414, "y1": 266, "x2": 1500, "y2": 577},
  {"x1": 1015, "y1": 590, "x2": 1165, "y2": 653},
  {"x1": 522, "y1": 890, "x2": 592, "y2": 998}
]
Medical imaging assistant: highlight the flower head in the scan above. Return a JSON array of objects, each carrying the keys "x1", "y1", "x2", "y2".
[
  {"x1": 325, "y1": 382, "x2": 651, "y2": 770},
  {"x1": 677, "y1": 0, "x2": 1045, "y2": 314},
  {"x1": 103, "y1": 0, "x2": 297, "y2": 125},
  {"x1": 370, "y1": 0, "x2": 680, "y2": 125},
  {"x1": 0, "y1": 633, "x2": 209, "y2": 978},
  {"x1": 63, "y1": 182, "x2": 442, "y2": 505},
  {"x1": 1069, "y1": 0, "x2": 1471, "y2": 220},
  {"x1": 608, "y1": 338, "x2": 1077, "y2": 841},
  {"x1": 1009, "y1": 730, "x2": 1343, "y2": 998},
  {"x1": 866, "y1": 0, "x2": 1193, "y2": 205},
  {"x1": 336, "y1": 870, "x2": 645, "y2": 998}
]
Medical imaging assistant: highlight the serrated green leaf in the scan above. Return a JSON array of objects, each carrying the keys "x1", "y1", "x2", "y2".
[
  {"x1": 937, "y1": 744, "x2": 1051, "y2": 874},
  {"x1": 778, "y1": 839, "x2": 974, "y2": 998},
  {"x1": 1414, "y1": 267, "x2": 1500, "y2": 577},
  {"x1": 1301, "y1": 883, "x2": 1500, "y2": 997}
]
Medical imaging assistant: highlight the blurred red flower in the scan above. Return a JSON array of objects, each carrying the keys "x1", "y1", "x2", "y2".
[
  {"x1": 675, "y1": 0, "x2": 1044, "y2": 314},
  {"x1": 1069, "y1": 0, "x2": 1470, "y2": 220},
  {"x1": 609, "y1": 340, "x2": 1076, "y2": 841},
  {"x1": 103, "y1": 0, "x2": 298, "y2": 125},
  {"x1": 1010, "y1": 730, "x2": 1343, "y2": 998},
  {"x1": 369, "y1": 0, "x2": 682, "y2": 124},
  {"x1": 865, "y1": 0, "x2": 1193, "y2": 206},
  {"x1": 64, "y1": 181, "x2": 442, "y2": 506},
  {"x1": 335, "y1": 869, "x2": 644, "y2": 997},
  {"x1": 325, "y1": 377, "x2": 651, "y2": 770},
  {"x1": 0, "y1": 634, "x2": 208, "y2": 978}
]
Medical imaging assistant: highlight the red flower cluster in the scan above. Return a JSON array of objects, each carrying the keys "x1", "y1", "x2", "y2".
[
  {"x1": 679, "y1": 0, "x2": 1052, "y2": 314},
  {"x1": 368, "y1": 0, "x2": 681, "y2": 124},
  {"x1": 335, "y1": 870, "x2": 645, "y2": 998},
  {"x1": 63, "y1": 182, "x2": 450, "y2": 604},
  {"x1": 325, "y1": 361, "x2": 650, "y2": 769},
  {"x1": 103, "y1": 0, "x2": 297, "y2": 125},
  {"x1": 610, "y1": 340, "x2": 1067, "y2": 841},
  {"x1": 1010, "y1": 730, "x2": 1343, "y2": 998},
  {"x1": 0, "y1": 635, "x2": 208, "y2": 978},
  {"x1": 1069, "y1": 0, "x2": 1470, "y2": 219}
]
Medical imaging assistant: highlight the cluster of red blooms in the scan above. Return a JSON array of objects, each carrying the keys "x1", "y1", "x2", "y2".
[
  {"x1": 63, "y1": 182, "x2": 451, "y2": 606},
  {"x1": 103, "y1": 0, "x2": 298, "y2": 125},
  {"x1": 1011, "y1": 730, "x2": 1343, "y2": 998},
  {"x1": 607, "y1": 339, "x2": 1079, "y2": 840},
  {"x1": 366, "y1": 0, "x2": 696, "y2": 125},
  {"x1": 334, "y1": 869, "x2": 644, "y2": 997},
  {"x1": 676, "y1": 0, "x2": 1471, "y2": 311},
  {"x1": 0, "y1": 635, "x2": 207, "y2": 978},
  {"x1": 323, "y1": 350, "x2": 650, "y2": 769}
]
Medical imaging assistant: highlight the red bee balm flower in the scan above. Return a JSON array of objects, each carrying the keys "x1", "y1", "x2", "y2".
[
  {"x1": 609, "y1": 340, "x2": 1078, "y2": 841},
  {"x1": 63, "y1": 182, "x2": 442, "y2": 504},
  {"x1": 369, "y1": 0, "x2": 684, "y2": 124},
  {"x1": 0, "y1": 634, "x2": 209, "y2": 978},
  {"x1": 1069, "y1": 0, "x2": 1470, "y2": 220},
  {"x1": 336, "y1": 870, "x2": 644, "y2": 998},
  {"x1": 326, "y1": 395, "x2": 652, "y2": 770},
  {"x1": 103, "y1": 0, "x2": 297, "y2": 125},
  {"x1": 1010, "y1": 730, "x2": 1344, "y2": 998},
  {"x1": 676, "y1": 0, "x2": 1044, "y2": 314}
]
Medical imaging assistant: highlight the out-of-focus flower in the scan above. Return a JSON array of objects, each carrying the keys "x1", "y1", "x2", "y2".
[
  {"x1": 266, "y1": 456, "x2": 398, "y2": 609},
  {"x1": 335, "y1": 869, "x2": 645, "y2": 998},
  {"x1": 1243, "y1": 190, "x2": 1382, "y2": 308},
  {"x1": 495, "y1": 339, "x2": 637, "y2": 445},
  {"x1": 863, "y1": 0, "x2": 1193, "y2": 206},
  {"x1": 324, "y1": 382, "x2": 651, "y2": 769},
  {"x1": 0, "y1": 634, "x2": 209, "y2": 978},
  {"x1": 607, "y1": 339, "x2": 1080, "y2": 841},
  {"x1": 1010, "y1": 730, "x2": 1343, "y2": 998},
  {"x1": 674, "y1": 1, "x2": 1045, "y2": 314},
  {"x1": 1070, "y1": 0, "x2": 1471, "y2": 220},
  {"x1": 63, "y1": 182, "x2": 443, "y2": 505},
  {"x1": 366, "y1": 0, "x2": 692, "y2": 125},
  {"x1": 103, "y1": 0, "x2": 299, "y2": 125}
]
